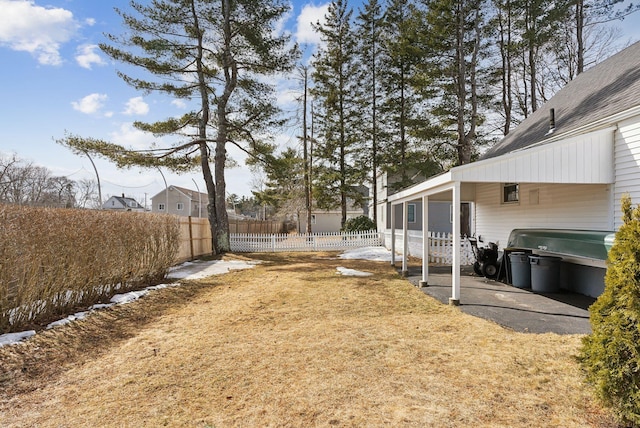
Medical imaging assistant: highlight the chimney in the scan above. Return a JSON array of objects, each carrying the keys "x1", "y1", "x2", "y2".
[
  {"x1": 548, "y1": 108, "x2": 556, "y2": 134},
  {"x1": 122, "y1": 193, "x2": 125, "y2": 198}
]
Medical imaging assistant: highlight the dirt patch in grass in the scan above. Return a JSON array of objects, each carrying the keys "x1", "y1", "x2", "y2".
[{"x1": 0, "y1": 252, "x2": 613, "y2": 427}]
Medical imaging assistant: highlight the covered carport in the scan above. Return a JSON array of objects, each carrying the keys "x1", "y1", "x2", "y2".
[{"x1": 387, "y1": 127, "x2": 615, "y2": 305}]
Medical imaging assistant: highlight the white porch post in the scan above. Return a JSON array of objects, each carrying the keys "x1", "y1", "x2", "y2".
[
  {"x1": 402, "y1": 201, "x2": 409, "y2": 276},
  {"x1": 420, "y1": 195, "x2": 429, "y2": 287},
  {"x1": 450, "y1": 182, "x2": 461, "y2": 306},
  {"x1": 390, "y1": 203, "x2": 396, "y2": 267}
]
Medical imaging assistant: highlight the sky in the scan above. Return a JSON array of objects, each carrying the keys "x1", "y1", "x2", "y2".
[
  {"x1": 0, "y1": 1, "x2": 639, "y2": 207},
  {"x1": 0, "y1": 0, "x2": 331, "y2": 206},
  {"x1": 0, "y1": 245, "x2": 388, "y2": 347}
]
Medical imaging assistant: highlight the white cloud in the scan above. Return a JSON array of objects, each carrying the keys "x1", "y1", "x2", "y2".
[
  {"x1": 123, "y1": 97, "x2": 150, "y2": 116},
  {"x1": 71, "y1": 93, "x2": 108, "y2": 115},
  {"x1": 110, "y1": 122, "x2": 156, "y2": 150},
  {"x1": 171, "y1": 99, "x2": 187, "y2": 109},
  {"x1": 0, "y1": 0, "x2": 80, "y2": 65},
  {"x1": 75, "y1": 44, "x2": 105, "y2": 69},
  {"x1": 295, "y1": 3, "x2": 329, "y2": 47}
]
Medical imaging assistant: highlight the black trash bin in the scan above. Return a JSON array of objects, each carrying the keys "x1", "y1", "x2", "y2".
[
  {"x1": 509, "y1": 252, "x2": 531, "y2": 288},
  {"x1": 529, "y1": 255, "x2": 562, "y2": 293}
]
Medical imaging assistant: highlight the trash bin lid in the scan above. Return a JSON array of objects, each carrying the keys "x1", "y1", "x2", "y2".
[{"x1": 529, "y1": 255, "x2": 562, "y2": 264}]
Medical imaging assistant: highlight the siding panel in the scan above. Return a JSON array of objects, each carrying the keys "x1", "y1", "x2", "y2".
[
  {"x1": 475, "y1": 183, "x2": 611, "y2": 249},
  {"x1": 614, "y1": 116, "x2": 640, "y2": 229}
]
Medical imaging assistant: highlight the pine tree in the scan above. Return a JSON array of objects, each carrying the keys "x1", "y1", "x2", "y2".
[
  {"x1": 416, "y1": 0, "x2": 490, "y2": 166},
  {"x1": 355, "y1": 0, "x2": 384, "y2": 227},
  {"x1": 579, "y1": 195, "x2": 640, "y2": 426},
  {"x1": 253, "y1": 148, "x2": 305, "y2": 226},
  {"x1": 58, "y1": 0, "x2": 298, "y2": 254},
  {"x1": 311, "y1": 0, "x2": 367, "y2": 229}
]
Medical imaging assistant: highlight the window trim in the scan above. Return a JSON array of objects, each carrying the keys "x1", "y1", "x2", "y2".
[
  {"x1": 177, "y1": 202, "x2": 184, "y2": 211},
  {"x1": 407, "y1": 203, "x2": 416, "y2": 223},
  {"x1": 502, "y1": 183, "x2": 520, "y2": 204}
]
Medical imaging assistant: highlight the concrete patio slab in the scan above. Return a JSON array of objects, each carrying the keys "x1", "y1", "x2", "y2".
[{"x1": 404, "y1": 266, "x2": 595, "y2": 335}]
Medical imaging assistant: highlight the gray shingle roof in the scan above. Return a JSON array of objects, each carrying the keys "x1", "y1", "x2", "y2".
[{"x1": 482, "y1": 41, "x2": 640, "y2": 160}]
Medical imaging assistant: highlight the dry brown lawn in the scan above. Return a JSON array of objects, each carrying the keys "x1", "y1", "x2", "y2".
[{"x1": 0, "y1": 252, "x2": 614, "y2": 427}]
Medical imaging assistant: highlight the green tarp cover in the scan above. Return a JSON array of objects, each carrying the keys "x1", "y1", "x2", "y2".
[{"x1": 506, "y1": 229, "x2": 615, "y2": 261}]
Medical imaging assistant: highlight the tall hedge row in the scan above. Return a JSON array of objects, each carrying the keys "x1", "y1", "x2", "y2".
[{"x1": 0, "y1": 204, "x2": 180, "y2": 333}]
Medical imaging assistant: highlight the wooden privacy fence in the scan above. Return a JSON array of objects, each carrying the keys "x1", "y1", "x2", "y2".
[
  {"x1": 230, "y1": 231, "x2": 384, "y2": 252},
  {"x1": 176, "y1": 216, "x2": 285, "y2": 262},
  {"x1": 230, "y1": 218, "x2": 284, "y2": 234}
]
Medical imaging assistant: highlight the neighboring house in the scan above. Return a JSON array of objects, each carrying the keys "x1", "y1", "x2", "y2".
[
  {"x1": 387, "y1": 41, "x2": 640, "y2": 302},
  {"x1": 151, "y1": 185, "x2": 207, "y2": 217},
  {"x1": 102, "y1": 194, "x2": 146, "y2": 212},
  {"x1": 299, "y1": 186, "x2": 370, "y2": 233}
]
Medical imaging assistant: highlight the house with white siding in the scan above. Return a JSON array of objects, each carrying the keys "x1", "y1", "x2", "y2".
[
  {"x1": 385, "y1": 41, "x2": 640, "y2": 303},
  {"x1": 102, "y1": 194, "x2": 146, "y2": 212}
]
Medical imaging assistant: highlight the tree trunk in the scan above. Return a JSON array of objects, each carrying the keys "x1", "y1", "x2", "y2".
[
  {"x1": 576, "y1": 0, "x2": 584, "y2": 74},
  {"x1": 303, "y1": 67, "x2": 312, "y2": 234},
  {"x1": 190, "y1": 0, "x2": 219, "y2": 255},
  {"x1": 212, "y1": 0, "x2": 237, "y2": 254},
  {"x1": 456, "y1": 0, "x2": 469, "y2": 165}
]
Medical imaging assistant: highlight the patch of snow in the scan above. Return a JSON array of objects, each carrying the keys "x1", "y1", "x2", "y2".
[
  {"x1": 167, "y1": 259, "x2": 258, "y2": 280},
  {"x1": 46, "y1": 311, "x2": 89, "y2": 329},
  {"x1": 90, "y1": 303, "x2": 114, "y2": 310},
  {"x1": 0, "y1": 330, "x2": 36, "y2": 347},
  {"x1": 336, "y1": 266, "x2": 373, "y2": 277},
  {"x1": 146, "y1": 282, "x2": 181, "y2": 291},
  {"x1": 339, "y1": 246, "x2": 392, "y2": 262},
  {"x1": 110, "y1": 289, "x2": 150, "y2": 305}
]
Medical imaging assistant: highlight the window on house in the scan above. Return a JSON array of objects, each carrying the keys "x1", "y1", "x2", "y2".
[
  {"x1": 311, "y1": 214, "x2": 317, "y2": 225},
  {"x1": 502, "y1": 183, "x2": 519, "y2": 204},
  {"x1": 111, "y1": 200, "x2": 115, "y2": 206},
  {"x1": 408, "y1": 203, "x2": 416, "y2": 223},
  {"x1": 177, "y1": 202, "x2": 184, "y2": 211},
  {"x1": 158, "y1": 203, "x2": 165, "y2": 211}
]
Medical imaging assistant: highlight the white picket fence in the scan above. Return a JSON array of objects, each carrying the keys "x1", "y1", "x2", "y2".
[
  {"x1": 426, "y1": 232, "x2": 475, "y2": 265},
  {"x1": 230, "y1": 230, "x2": 475, "y2": 265},
  {"x1": 385, "y1": 230, "x2": 476, "y2": 265},
  {"x1": 230, "y1": 230, "x2": 384, "y2": 252}
]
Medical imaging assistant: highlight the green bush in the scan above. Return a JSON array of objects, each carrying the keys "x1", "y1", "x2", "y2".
[
  {"x1": 579, "y1": 195, "x2": 640, "y2": 426},
  {"x1": 0, "y1": 205, "x2": 180, "y2": 333},
  {"x1": 343, "y1": 215, "x2": 376, "y2": 232}
]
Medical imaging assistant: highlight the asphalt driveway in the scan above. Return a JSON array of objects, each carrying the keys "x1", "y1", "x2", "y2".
[{"x1": 404, "y1": 266, "x2": 595, "y2": 335}]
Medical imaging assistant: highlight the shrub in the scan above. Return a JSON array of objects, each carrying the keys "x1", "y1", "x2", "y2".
[
  {"x1": 343, "y1": 215, "x2": 376, "y2": 233},
  {"x1": 579, "y1": 195, "x2": 640, "y2": 426},
  {"x1": 0, "y1": 205, "x2": 180, "y2": 333}
]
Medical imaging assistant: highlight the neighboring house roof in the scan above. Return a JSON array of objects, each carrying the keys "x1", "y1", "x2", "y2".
[
  {"x1": 483, "y1": 41, "x2": 640, "y2": 159},
  {"x1": 103, "y1": 195, "x2": 144, "y2": 210},
  {"x1": 151, "y1": 185, "x2": 208, "y2": 202}
]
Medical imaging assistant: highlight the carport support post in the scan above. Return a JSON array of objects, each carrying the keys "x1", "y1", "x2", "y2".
[
  {"x1": 420, "y1": 195, "x2": 429, "y2": 286},
  {"x1": 390, "y1": 203, "x2": 396, "y2": 267},
  {"x1": 402, "y1": 201, "x2": 409, "y2": 276},
  {"x1": 450, "y1": 183, "x2": 461, "y2": 306}
]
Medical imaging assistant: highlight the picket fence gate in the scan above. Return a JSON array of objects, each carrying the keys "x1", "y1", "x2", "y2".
[{"x1": 230, "y1": 230, "x2": 384, "y2": 252}]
